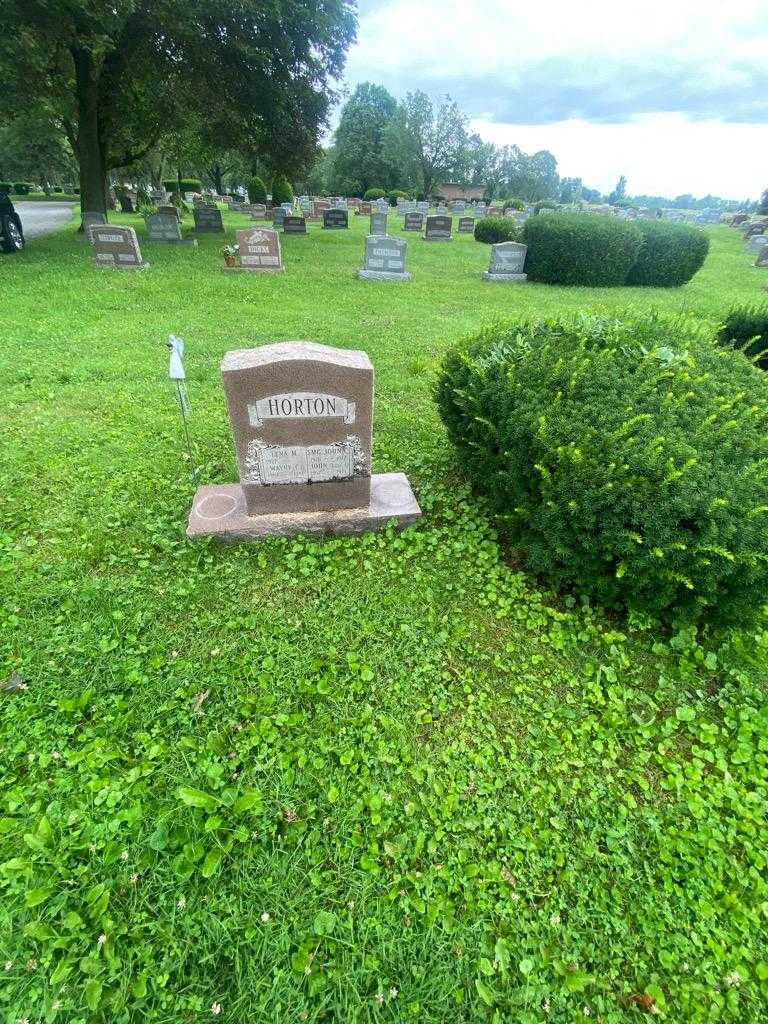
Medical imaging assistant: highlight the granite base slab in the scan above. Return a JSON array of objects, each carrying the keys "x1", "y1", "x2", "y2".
[
  {"x1": 93, "y1": 261, "x2": 150, "y2": 271},
  {"x1": 356, "y1": 269, "x2": 412, "y2": 282},
  {"x1": 187, "y1": 472, "x2": 421, "y2": 540},
  {"x1": 483, "y1": 272, "x2": 528, "y2": 282},
  {"x1": 222, "y1": 265, "x2": 284, "y2": 273},
  {"x1": 148, "y1": 238, "x2": 198, "y2": 247}
]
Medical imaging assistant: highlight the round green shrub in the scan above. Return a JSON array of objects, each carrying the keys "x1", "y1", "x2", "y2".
[
  {"x1": 435, "y1": 313, "x2": 768, "y2": 625},
  {"x1": 625, "y1": 220, "x2": 709, "y2": 286},
  {"x1": 717, "y1": 305, "x2": 768, "y2": 370},
  {"x1": 178, "y1": 178, "x2": 202, "y2": 194},
  {"x1": 534, "y1": 199, "x2": 557, "y2": 213},
  {"x1": 271, "y1": 174, "x2": 294, "y2": 206},
  {"x1": 522, "y1": 214, "x2": 642, "y2": 286},
  {"x1": 247, "y1": 175, "x2": 268, "y2": 204},
  {"x1": 503, "y1": 198, "x2": 524, "y2": 212},
  {"x1": 363, "y1": 187, "x2": 386, "y2": 201},
  {"x1": 474, "y1": 217, "x2": 519, "y2": 244},
  {"x1": 12, "y1": 182, "x2": 30, "y2": 195},
  {"x1": 387, "y1": 189, "x2": 408, "y2": 205}
]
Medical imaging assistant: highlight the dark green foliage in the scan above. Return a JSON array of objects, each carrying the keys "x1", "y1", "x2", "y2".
[
  {"x1": 473, "y1": 217, "x2": 519, "y2": 244},
  {"x1": 363, "y1": 187, "x2": 386, "y2": 200},
  {"x1": 522, "y1": 214, "x2": 642, "y2": 286},
  {"x1": 178, "y1": 178, "x2": 202, "y2": 194},
  {"x1": 0, "y1": 181, "x2": 12, "y2": 195},
  {"x1": 435, "y1": 314, "x2": 768, "y2": 624},
  {"x1": 247, "y1": 175, "x2": 268, "y2": 204},
  {"x1": 270, "y1": 174, "x2": 294, "y2": 205},
  {"x1": 162, "y1": 179, "x2": 180, "y2": 193},
  {"x1": 717, "y1": 305, "x2": 768, "y2": 369},
  {"x1": 626, "y1": 220, "x2": 709, "y2": 286},
  {"x1": 387, "y1": 189, "x2": 407, "y2": 204},
  {"x1": 503, "y1": 198, "x2": 524, "y2": 212},
  {"x1": 533, "y1": 199, "x2": 557, "y2": 213},
  {"x1": 12, "y1": 182, "x2": 30, "y2": 194}
]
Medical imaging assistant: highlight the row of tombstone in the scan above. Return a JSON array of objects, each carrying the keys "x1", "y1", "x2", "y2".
[{"x1": 85, "y1": 216, "x2": 528, "y2": 281}]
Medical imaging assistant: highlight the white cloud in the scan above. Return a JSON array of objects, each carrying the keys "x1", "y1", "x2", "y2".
[
  {"x1": 470, "y1": 115, "x2": 764, "y2": 199},
  {"x1": 341, "y1": 0, "x2": 768, "y2": 198}
]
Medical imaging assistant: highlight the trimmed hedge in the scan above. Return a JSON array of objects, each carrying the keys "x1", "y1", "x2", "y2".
[
  {"x1": 522, "y1": 214, "x2": 642, "y2": 286},
  {"x1": 717, "y1": 305, "x2": 768, "y2": 370},
  {"x1": 247, "y1": 176, "x2": 268, "y2": 204},
  {"x1": 363, "y1": 187, "x2": 386, "y2": 200},
  {"x1": 271, "y1": 174, "x2": 294, "y2": 206},
  {"x1": 0, "y1": 182, "x2": 12, "y2": 195},
  {"x1": 626, "y1": 220, "x2": 709, "y2": 286},
  {"x1": 474, "y1": 217, "x2": 519, "y2": 244},
  {"x1": 435, "y1": 313, "x2": 768, "y2": 625}
]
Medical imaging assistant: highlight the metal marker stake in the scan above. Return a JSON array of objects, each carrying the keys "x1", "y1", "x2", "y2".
[{"x1": 167, "y1": 334, "x2": 196, "y2": 480}]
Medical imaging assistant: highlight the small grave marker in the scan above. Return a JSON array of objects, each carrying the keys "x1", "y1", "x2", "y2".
[
  {"x1": 424, "y1": 215, "x2": 452, "y2": 241},
  {"x1": 193, "y1": 206, "x2": 224, "y2": 233},
  {"x1": 323, "y1": 209, "x2": 348, "y2": 230},
  {"x1": 357, "y1": 235, "x2": 411, "y2": 282},
  {"x1": 404, "y1": 212, "x2": 423, "y2": 231},
  {"x1": 89, "y1": 224, "x2": 148, "y2": 270},
  {"x1": 370, "y1": 211, "x2": 388, "y2": 235},
  {"x1": 283, "y1": 215, "x2": 307, "y2": 234},
  {"x1": 482, "y1": 241, "x2": 527, "y2": 282},
  {"x1": 225, "y1": 227, "x2": 283, "y2": 273},
  {"x1": 457, "y1": 217, "x2": 475, "y2": 233}
]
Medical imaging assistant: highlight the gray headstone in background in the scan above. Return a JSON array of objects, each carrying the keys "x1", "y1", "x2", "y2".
[
  {"x1": 146, "y1": 212, "x2": 183, "y2": 242},
  {"x1": 158, "y1": 204, "x2": 181, "y2": 219},
  {"x1": 746, "y1": 234, "x2": 768, "y2": 254},
  {"x1": 424, "y1": 215, "x2": 452, "y2": 241},
  {"x1": 89, "y1": 224, "x2": 148, "y2": 270},
  {"x1": 281, "y1": 202, "x2": 294, "y2": 214},
  {"x1": 375, "y1": 198, "x2": 389, "y2": 213},
  {"x1": 435, "y1": 205, "x2": 449, "y2": 216},
  {"x1": 272, "y1": 207, "x2": 287, "y2": 227},
  {"x1": 483, "y1": 241, "x2": 527, "y2": 282},
  {"x1": 193, "y1": 205, "x2": 224, "y2": 233},
  {"x1": 283, "y1": 216, "x2": 307, "y2": 234},
  {"x1": 357, "y1": 234, "x2": 411, "y2": 281},
  {"x1": 457, "y1": 217, "x2": 475, "y2": 233},
  {"x1": 323, "y1": 209, "x2": 349, "y2": 229},
  {"x1": 755, "y1": 246, "x2": 768, "y2": 268},
  {"x1": 404, "y1": 212, "x2": 423, "y2": 231},
  {"x1": 370, "y1": 211, "x2": 388, "y2": 235},
  {"x1": 416, "y1": 201, "x2": 429, "y2": 215},
  {"x1": 452, "y1": 200, "x2": 466, "y2": 214}
]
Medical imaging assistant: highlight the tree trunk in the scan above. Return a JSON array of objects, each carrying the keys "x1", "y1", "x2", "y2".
[
  {"x1": 72, "y1": 46, "x2": 106, "y2": 226},
  {"x1": 212, "y1": 163, "x2": 224, "y2": 195}
]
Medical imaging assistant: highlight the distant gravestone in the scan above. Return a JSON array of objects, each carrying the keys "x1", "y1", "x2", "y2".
[
  {"x1": 435, "y1": 205, "x2": 449, "y2": 216},
  {"x1": 186, "y1": 341, "x2": 421, "y2": 539},
  {"x1": 424, "y1": 215, "x2": 452, "y2": 241},
  {"x1": 226, "y1": 227, "x2": 283, "y2": 273},
  {"x1": 193, "y1": 205, "x2": 224, "y2": 233},
  {"x1": 370, "y1": 211, "x2": 388, "y2": 235},
  {"x1": 755, "y1": 246, "x2": 768, "y2": 268},
  {"x1": 145, "y1": 211, "x2": 196, "y2": 246},
  {"x1": 374, "y1": 198, "x2": 389, "y2": 213},
  {"x1": 404, "y1": 212, "x2": 423, "y2": 231},
  {"x1": 158, "y1": 204, "x2": 180, "y2": 219},
  {"x1": 245, "y1": 204, "x2": 267, "y2": 219},
  {"x1": 475, "y1": 203, "x2": 487, "y2": 219},
  {"x1": 118, "y1": 194, "x2": 135, "y2": 213},
  {"x1": 311, "y1": 199, "x2": 331, "y2": 218},
  {"x1": 323, "y1": 209, "x2": 348, "y2": 230},
  {"x1": 283, "y1": 215, "x2": 307, "y2": 234},
  {"x1": 746, "y1": 235, "x2": 768, "y2": 254},
  {"x1": 457, "y1": 217, "x2": 475, "y2": 233},
  {"x1": 281, "y1": 202, "x2": 294, "y2": 213},
  {"x1": 358, "y1": 201, "x2": 372, "y2": 216},
  {"x1": 272, "y1": 207, "x2": 288, "y2": 227},
  {"x1": 452, "y1": 200, "x2": 466, "y2": 214},
  {"x1": 357, "y1": 234, "x2": 411, "y2": 282},
  {"x1": 89, "y1": 224, "x2": 148, "y2": 270},
  {"x1": 416, "y1": 201, "x2": 429, "y2": 215},
  {"x1": 483, "y1": 241, "x2": 527, "y2": 282}
]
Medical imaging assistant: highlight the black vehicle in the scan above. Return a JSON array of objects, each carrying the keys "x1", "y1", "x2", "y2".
[{"x1": 0, "y1": 192, "x2": 25, "y2": 252}]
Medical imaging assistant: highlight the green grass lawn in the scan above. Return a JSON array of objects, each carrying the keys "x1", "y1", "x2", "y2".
[{"x1": 1, "y1": 211, "x2": 767, "y2": 1023}]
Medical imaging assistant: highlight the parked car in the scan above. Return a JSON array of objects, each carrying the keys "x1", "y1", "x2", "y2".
[{"x1": 0, "y1": 191, "x2": 25, "y2": 252}]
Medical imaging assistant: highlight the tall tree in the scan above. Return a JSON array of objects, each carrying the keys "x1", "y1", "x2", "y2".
[
  {"x1": 0, "y1": 1, "x2": 356, "y2": 220},
  {"x1": 331, "y1": 82, "x2": 397, "y2": 194},
  {"x1": 383, "y1": 91, "x2": 467, "y2": 199},
  {"x1": 608, "y1": 175, "x2": 627, "y2": 204}
]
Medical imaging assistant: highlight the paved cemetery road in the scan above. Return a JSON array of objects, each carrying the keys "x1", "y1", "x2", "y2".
[{"x1": 15, "y1": 201, "x2": 75, "y2": 239}]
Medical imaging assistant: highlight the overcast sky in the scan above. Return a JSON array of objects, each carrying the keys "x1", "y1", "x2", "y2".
[{"x1": 341, "y1": 0, "x2": 768, "y2": 199}]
